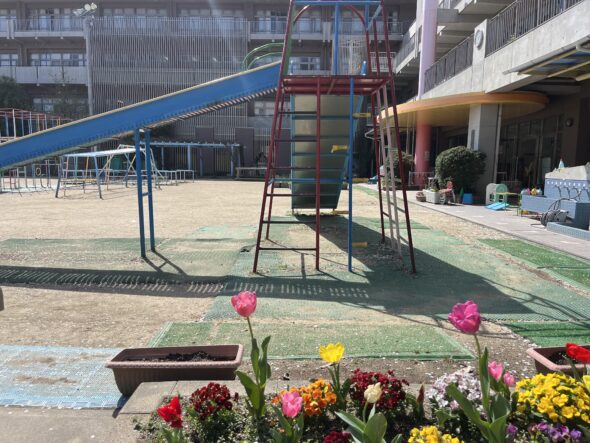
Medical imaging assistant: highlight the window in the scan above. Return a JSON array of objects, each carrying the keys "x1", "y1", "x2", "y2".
[
  {"x1": 33, "y1": 97, "x2": 88, "y2": 117},
  {"x1": 27, "y1": 8, "x2": 81, "y2": 31},
  {"x1": 0, "y1": 53, "x2": 18, "y2": 67},
  {"x1": 30, "y1": 52, "x2": 86, "y2": 67},
  {"x1": 0, "y1": 9, "x2": 16, "y2": 32},
  {"x1": 254, "y1": 101, "x2": 275, "y2": 116},
  {"x1": 33, "y1": 97, "x2": 57, "y2": 113},
  {"x1": 290, "y1": 56, "x2": 321, "y2": 73},
  {"x1": 254, "y1": 10, "x2": 287, "y2": 33}
]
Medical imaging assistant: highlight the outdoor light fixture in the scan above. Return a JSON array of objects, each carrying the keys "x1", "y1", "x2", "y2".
[
  {"x1": 565, "y1": 118, "x2": 574, "y2": 127},
  {"x1": 73, "y1": 3, "x2": 97, "y2": 17}
]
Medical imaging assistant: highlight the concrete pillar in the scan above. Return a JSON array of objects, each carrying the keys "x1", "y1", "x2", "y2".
[
  {"x1": 467, "y1": 104, "x2": 502, "y2": 196},
  {"x1": 414, "y1": 0, "x2": 437, "y2": 181}
]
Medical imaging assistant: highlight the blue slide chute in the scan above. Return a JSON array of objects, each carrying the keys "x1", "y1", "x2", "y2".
[{"x1": 0, "y1": 62, "x2": 280, "y2": 171}]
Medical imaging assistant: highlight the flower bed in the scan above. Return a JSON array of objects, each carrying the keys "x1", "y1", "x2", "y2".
[{"x1": 137, "y1": 293, "x2": 590, "y2": 443}]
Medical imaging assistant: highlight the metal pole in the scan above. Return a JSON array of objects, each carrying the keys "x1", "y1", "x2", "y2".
[
  {"x1": 144, "y1": 129, "x2": 156, "y2": 252},
  {"x1": 134, "y1": 129, "x2": 146, "y2": 258},
  {"x1": 93, "y1": 155, "x2": 102, "y2": 199},
  {"x1": 315, "y1": 77, "x2": 321, "y2": 270},
  {"x1": 348, "y1": 77, "x2": 354, "y2": 272},
  {"x1": 332, "y1": 4, "x2": 340, "y2": 75}
]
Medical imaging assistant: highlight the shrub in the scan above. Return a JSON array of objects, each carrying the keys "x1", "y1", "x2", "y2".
[
  {"x1": 389, "y1": 149, "x2": 414, "y2": 179},
  {"x1": 349, "y1": 369, "x2": 408, "y2": 415},
  {"x1": 190, "y1": 382, "x2": 236, "y2": 420},
  {"x1": 435, "y1": 146, "x2": 485, "y2": 193}
]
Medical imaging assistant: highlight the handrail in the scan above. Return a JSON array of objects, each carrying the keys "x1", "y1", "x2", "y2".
[
  {"x1": 486, "y1": 0, "x2": 583, "y2": 55},
  {"x1": 242, "y1": 43, "x2": 284, "y2": 70},
  {"x1": 424, "y1": 34, "x2": 474, "y2": 92}
]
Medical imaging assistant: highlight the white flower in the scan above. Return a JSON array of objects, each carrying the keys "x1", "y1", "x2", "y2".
[{"x1": 364, "y1": 382, "x2": 382, "y2": 404}]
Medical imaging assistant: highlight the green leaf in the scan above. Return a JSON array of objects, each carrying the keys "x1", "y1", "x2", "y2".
[
  {"x1": 363, "y1": 412, "x2": 387, "y2": 443},
  {"x1": 435, "y1": 408, "x2": 458, "y2": 427},
  {"x1": 368, "y1": 404, "x2": 376, "y2": 421},
  {"x1": 235, "y1": 371, "x2": 261, "y2": 410},
  {"x1": 391, "y1": 435, "x2": 404, "y2": 443},
  {"x1": 489, "y1": 394, "x2": 511, "y2": 422},
  {"x1": 251, "y1": 342, "x2": 260, "y2": 377},
  {"x1": 489, "y1": 416, "x2": 508, "y2": 443},
  {"x1": 335, "y1": 411, "x2": 366, "y2": 431},
  {"x1": 446, "y1": 384, "x2": 486, "y2": 430}
]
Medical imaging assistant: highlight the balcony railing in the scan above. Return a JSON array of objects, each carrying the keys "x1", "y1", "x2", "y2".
[
  {"x1": 250, "y1": 17, "x2": 322, "y2": 35},
  {"x1": 393, "y1": 30, "x2": 416, "y2": 69},
  {"x1": 19, "y1": 16, "x2": 84, "y2": 31},
  {"x1": 424, "y1": 34, "x2": 473, "y2": 92},
  {"x1": 338, "y1": 19, "x2": 410, "y2": 35},
  {"x1": 486, "y1": 0, "x2": 584, "y2": 55},
  {"x1": 0, "y1": 66, "x2": 87, "y2": 85}
]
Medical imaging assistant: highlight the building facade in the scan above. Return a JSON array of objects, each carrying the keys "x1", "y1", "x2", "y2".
[
  {"x1": 387, "y1": 0, "x2": 590, "y2": 195},
  {"x1": 0, "y1": 0, "x2": 414, "y2": 174}
]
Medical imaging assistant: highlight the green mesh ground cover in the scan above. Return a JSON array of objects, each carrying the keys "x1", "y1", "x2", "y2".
[
  {"x1": 504, "y1": 322, "x2": 590, "y2": 347},
  {"x1": 149, "y1": 321, "x2": 473, "y2": 360},
  {"x1": 205, "y1": 224, "x2": 590, "y2": 323},
  {"x1": 480, "y1": 239, "x2": 590, "y2": 290},
  {"x1": 0, "y1": 238, "x2": 241, "y2": 282}
]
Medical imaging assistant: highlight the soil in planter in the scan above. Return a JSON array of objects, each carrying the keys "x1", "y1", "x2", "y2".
[
  {"x1": 546, "y1": 350, "x2": 570, "y2": 366},
  {"x1": 126, "y1": 351, "x2": 230, "y2": 363}
]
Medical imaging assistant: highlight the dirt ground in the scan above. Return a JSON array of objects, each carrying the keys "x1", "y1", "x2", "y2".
[{"x1": 0, "y1": 180, "x2": 586, "y2": 384}]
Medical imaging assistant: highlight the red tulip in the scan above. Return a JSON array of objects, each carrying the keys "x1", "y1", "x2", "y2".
[
  {"x1": 448, "y1": 300, "x2": 481, "y2": 335},
  {"x1": 231, "y1": 291, "x2": 257, "y2": 317},
  {"x1": 566, "y1": 343, "x2": 590, "y2": 364},
  {"x1": 157, "y1": 396, "x2": 183, "y2": 429}
]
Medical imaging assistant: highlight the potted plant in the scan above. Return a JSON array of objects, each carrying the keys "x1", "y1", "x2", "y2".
[
  {"x1": 106, "y1": 344, "x2": 244, "y2": 396},
  {"x1": 435, "y1": 146, "x2": 486, "y2": 203},
  {"x1": 526, "y1": 345, "x2": 588, "y2": 376}
]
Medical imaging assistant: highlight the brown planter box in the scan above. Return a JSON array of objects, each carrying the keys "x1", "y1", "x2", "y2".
[
  {"x1": 526, "y1": 345, "x2": 588, "y2": 375},
  {"x1": 106, "y1": 345, "x2": 244, "y2": 396}
]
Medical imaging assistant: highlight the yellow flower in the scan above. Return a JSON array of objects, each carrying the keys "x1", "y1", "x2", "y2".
[{"x1": 319, "y1": 342, "x2": 345, "y2": 364}]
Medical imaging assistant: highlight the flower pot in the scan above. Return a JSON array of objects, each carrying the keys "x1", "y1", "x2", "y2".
[
  {"x1": 526, "y1": 345, "x2": 588, "y2": 376},
  {"x1": 462, "y1": 193, "x2": 474, "y2": 205},
  {"x1": 106, "y1": 345, "x2": 244, "y2": 396},
  {"x1": 424, "y1": 189, "x2": 441, "y2": 204}
]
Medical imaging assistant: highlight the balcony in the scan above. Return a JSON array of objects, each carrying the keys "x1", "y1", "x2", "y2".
[
  {"x1": 424, "y1": 35, "x2": 473, "y2": 92},
  {"x1": 0, "y1": 17, "x2": 84, "y2": 38},
  {"x1": 486, "y1": 0, "x2": 584, "y2": 55},
  {"x1": 249, "y1": 17, "x2": 323, "y2": 40},
  {"x1": 0, "y1": 66, "x2": 87, "y2": 85}
]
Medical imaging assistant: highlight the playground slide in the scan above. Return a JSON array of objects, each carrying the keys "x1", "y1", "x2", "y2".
[
  {"x1": 0, "y1": 62, "x2": 280, "y2": 172},
  {"x1": 290, "y1": 95, "x2": 359, "y2": 210}
]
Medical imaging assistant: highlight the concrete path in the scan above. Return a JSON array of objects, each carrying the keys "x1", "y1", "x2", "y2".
[
  {"x1": 0, "y1": 407, "x2": 137, "y2": 443},
  {"x1": 401, "y1": 189, "x2": 590, "y2": 261}
]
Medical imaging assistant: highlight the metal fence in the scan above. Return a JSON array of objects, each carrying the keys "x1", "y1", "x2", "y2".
[
  {"x1": 424, "y1": 34, "x2": 474, "y2": 92},
  {"x1": 393, "y1": 29, "x2": 416, "y2": 68},
  {"x1": 486, "y1": 0, "x2": 584, "y2": 55}
]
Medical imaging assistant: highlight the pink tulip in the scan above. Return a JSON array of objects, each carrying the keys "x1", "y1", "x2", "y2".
[
  {"x1": 281, "y1": 391, "x2": 303, "y2": 418},
  {"x1": 503, "y1": 371, "x2": 516, "y2": 387},
  {"x1": 231, "y1": 291, "x2": 257, "y2": 317},
  {"x1": 488, "y1": 361, "x2": 504, "y2": 381},
  {"x1": 448, "y1": 300, "x2": 481, "y2": 334}
]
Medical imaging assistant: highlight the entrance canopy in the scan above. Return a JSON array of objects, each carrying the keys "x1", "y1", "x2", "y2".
[{"x1": 381, "y1": 91, "x2": 548, "y2": 129}]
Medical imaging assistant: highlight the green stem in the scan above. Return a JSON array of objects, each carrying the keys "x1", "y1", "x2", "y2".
[
  {"x1": 247, "y1": 316, "x2": 255, "y2": 343},
  {"x1": 474, "y1": 334, "x2": 482, "y2": 360},
  {"x1": 362, "y1": 401, "x2": 369, "y2": 423}
]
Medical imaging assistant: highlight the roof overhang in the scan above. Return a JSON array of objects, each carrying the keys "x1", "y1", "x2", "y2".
[
  {"x1": 504, "y1": 36, "x2": 590, "y2": 81},
  {"x1": 380, "y1": 91, "x2": 548, "y2": 129}
]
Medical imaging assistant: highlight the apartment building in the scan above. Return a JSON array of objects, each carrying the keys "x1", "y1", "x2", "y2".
[
  {"x1": 387, "y1": 0, "x2": 590, "y2": 195},
  {"x1": 0, "y1": 0, "x2": 414, "y2": 174}
]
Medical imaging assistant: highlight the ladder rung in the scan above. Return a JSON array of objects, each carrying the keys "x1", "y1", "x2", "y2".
[
  {"x1": 262, "y1": 220, "x2": 317, "y2": 224},
  {"x1": 269, "y1": 193, "x2": 338, "y2": 197},
  {"x1": 258, "y1": 247, "x2": 317, "y2": 251},
  {"x1": 279, "y1": 111, "x2": 317, "y2": 115},
  {"x1": 382, "y1": 211, "x2": 390, "y2": 217}
]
